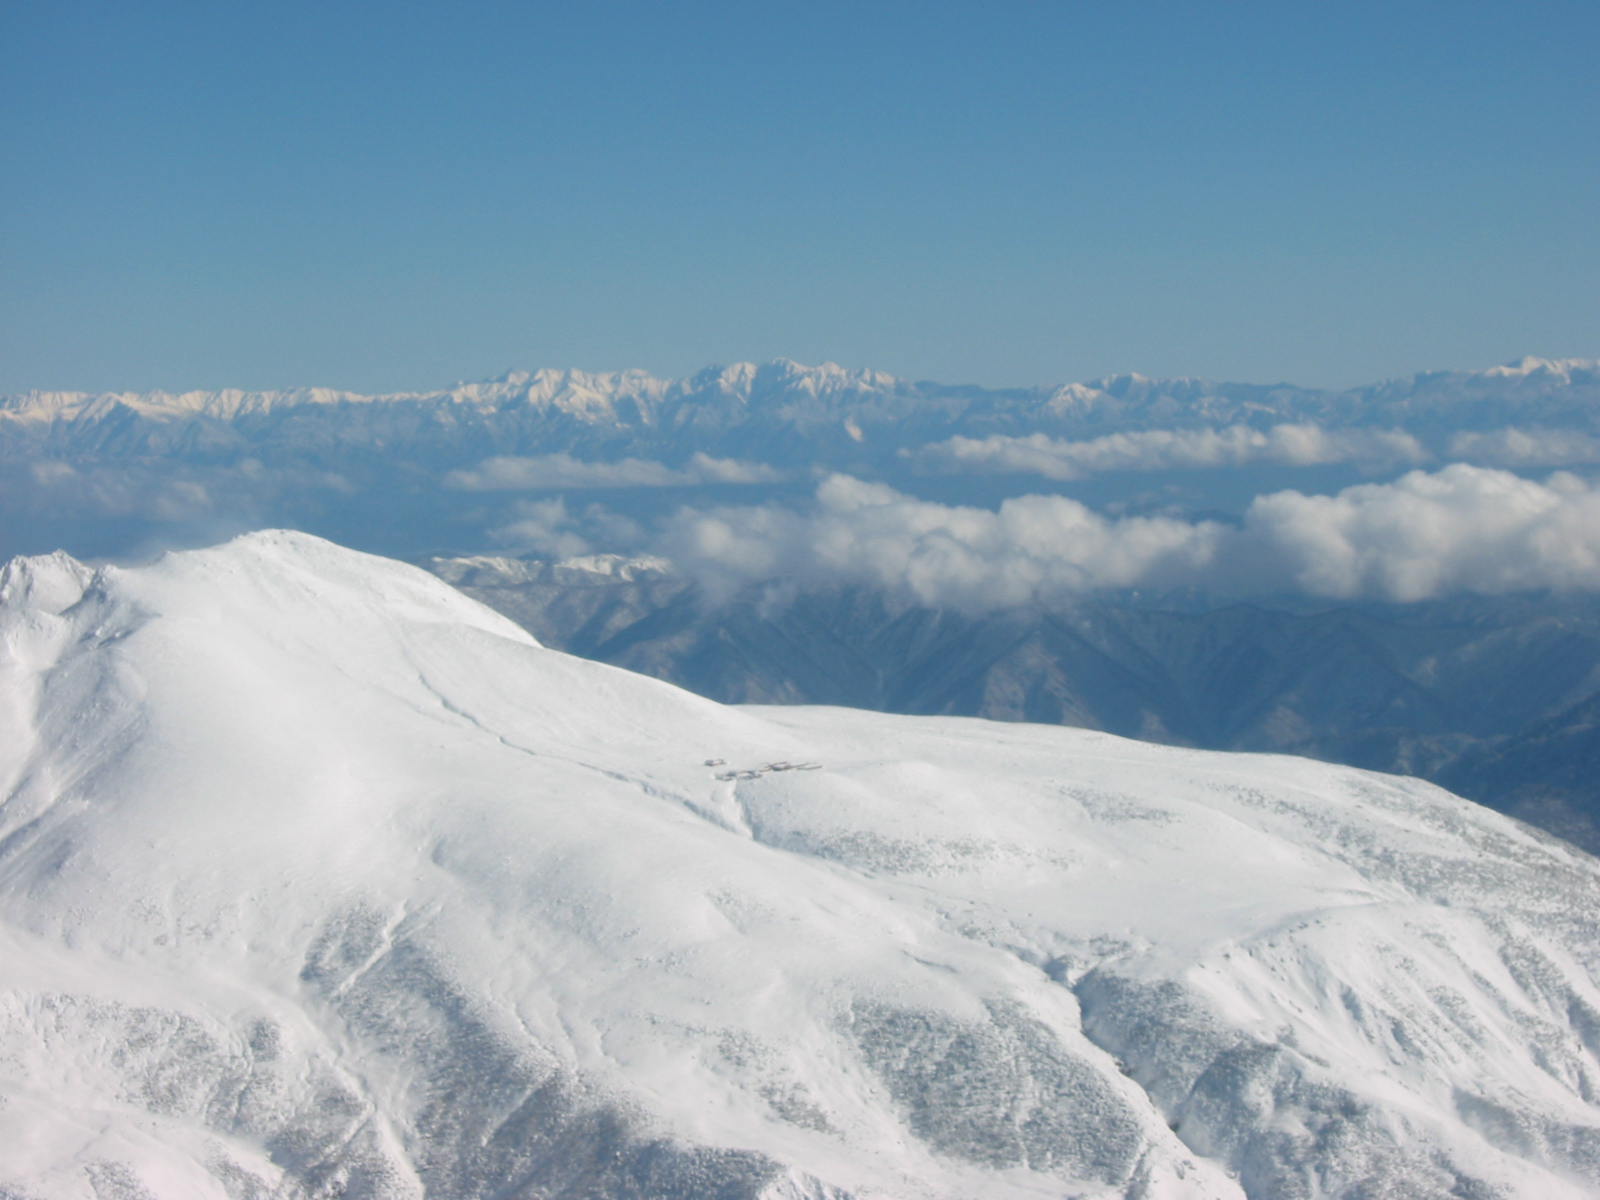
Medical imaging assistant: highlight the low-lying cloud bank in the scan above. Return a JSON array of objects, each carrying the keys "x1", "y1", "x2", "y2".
[
  {"x1": 509, "y1": 465, "x2": 1600, "y2": 609},
  {"x1": 1234, "y1": 466, "x2": 1600, "y2": 601},
  {"x1": 444, "y1": 452, "x2": 783, "y2": 491},
  {"x1": 907, "y1": 422, "x2": 1600, "y2": 480},
  {"x1": 657, "y1": 477, "x2": 1223, "y2": 608},
  {"x1": 492, "y1": 497, "x2": 649, "y2": 560},
  {"x1": 908, "y1": 424, "x2": 1428, "y2": 480},
  {"x1": 8, "y1": 458, "x2": 355, "y2": 522},
  {"x1": 1448, "y1": 428, "x2": 1600, "y2": 467}
]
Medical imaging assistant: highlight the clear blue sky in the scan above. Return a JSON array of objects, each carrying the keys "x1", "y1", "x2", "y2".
[{"x1": 3, "y1": 0, "x2": 1596, "y2": 393}]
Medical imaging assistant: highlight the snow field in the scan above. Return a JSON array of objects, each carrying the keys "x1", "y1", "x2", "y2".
[{"x1": 0, "y1": 531, "x2": 1597, "y2": 1197}]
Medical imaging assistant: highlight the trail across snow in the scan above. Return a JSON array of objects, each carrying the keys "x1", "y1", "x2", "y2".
[{"x1": 1, "y1": 531, "x2": 1597, "y2": 1198}]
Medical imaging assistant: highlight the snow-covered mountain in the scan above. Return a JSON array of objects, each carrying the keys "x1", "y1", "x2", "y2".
[
  {"x1": 5, "y1": 357, "x2": 1598, "y2": 469},
  {"x1": 4, "y1": 532, "x2": 1600, "y2": 1197},
  {"x1": 428, "y1": 554, "x2": 1600, "y2": 853}
]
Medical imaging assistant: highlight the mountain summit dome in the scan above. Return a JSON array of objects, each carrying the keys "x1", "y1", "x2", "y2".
[{"x1": 2, "y1": 532, "x2": 1598, "y2": 1198}]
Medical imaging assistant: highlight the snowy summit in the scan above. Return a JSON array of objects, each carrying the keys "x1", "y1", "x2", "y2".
[{"x1": 2, "y1": 532, "x2": 1599, "y2": 1198}]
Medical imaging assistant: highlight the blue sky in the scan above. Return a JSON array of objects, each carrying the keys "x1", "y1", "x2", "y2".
[{"x1": 3, "y1": 0, "x2": 1596, "y2": 393}]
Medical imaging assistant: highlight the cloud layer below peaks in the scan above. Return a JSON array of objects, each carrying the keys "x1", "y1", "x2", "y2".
[{"x1": 528, "y1": 466, "x2": 1600, "y2": 608}]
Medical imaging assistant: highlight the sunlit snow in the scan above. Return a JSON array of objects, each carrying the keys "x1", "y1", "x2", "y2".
[{"x1": 1, "y1": 532, "x2": 1597, "y2": 1198}]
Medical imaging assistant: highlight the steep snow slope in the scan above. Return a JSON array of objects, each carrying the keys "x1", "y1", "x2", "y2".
[{"x1": 2, "y1": 533, "x2": 1599, "y2": 1198}]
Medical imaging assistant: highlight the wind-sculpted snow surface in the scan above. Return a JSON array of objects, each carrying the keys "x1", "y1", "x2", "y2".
[{"x1": 2, "y1": 533, "x2": 1599, "y2": 1198}]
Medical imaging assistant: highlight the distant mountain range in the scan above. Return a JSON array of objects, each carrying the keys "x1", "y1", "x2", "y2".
[{"x1": 5, "y1": 356, "x2": 1598, "y2": 469}]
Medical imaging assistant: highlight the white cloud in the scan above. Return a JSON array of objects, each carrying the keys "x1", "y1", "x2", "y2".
[
  {"x1": 9, "y1": 459, "x2": 352, "y2": 521},
  {"x1": 1447, "y1": 427, "x2": 1600, "y2": 467},
  {"x1": 489, "y1": 497, "x2": 647, "y2": 558},
  {"x1": 908, "y1": 424, "x2": 1427, "y2": 480},
  {"x1": 444, "y1": 452, "x2": 783, "y2": 491},
  {"x1": 649, "y1": 467, "x2": 1600, "y2": 609},
  {"x1": 19, "y1": 459, "x2": 214, "y2": 519},
  {"x1": 656, "y1": 475, "x2": 1228, "y2": 608},
  {"x1": 1233, "y1": 465, "x2": 1600, "y2": 601}
]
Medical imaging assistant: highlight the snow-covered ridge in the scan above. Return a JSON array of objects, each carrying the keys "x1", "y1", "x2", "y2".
[
  {"x1": 1482, "y1": 355, "x2": 1599, "y2": 379},
  {"x1": 3, "y1": 531, "x2": 1599, "y2": 1197},
  {"x1": 4, "y1": 355, "x2": 1597, "y2": 481},
  {"x1": 5, "y1": 355, "x2": 1595, "y2": 425},
  {"x1": 0, "y1": 359, "x2": 907, "y2": 422}
]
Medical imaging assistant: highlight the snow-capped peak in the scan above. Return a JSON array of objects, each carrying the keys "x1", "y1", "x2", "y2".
[
  {"x1": 0, "y1": 548, "x2": 95, "y2": 615},
  {"x1": 1482, "y1": 355, "x2": 1599, "y2": 379}
]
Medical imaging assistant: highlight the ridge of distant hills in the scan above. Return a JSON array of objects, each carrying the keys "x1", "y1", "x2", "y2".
[{"x1": 5, "y1": 356, "x2": 1598, "y2": 468}]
